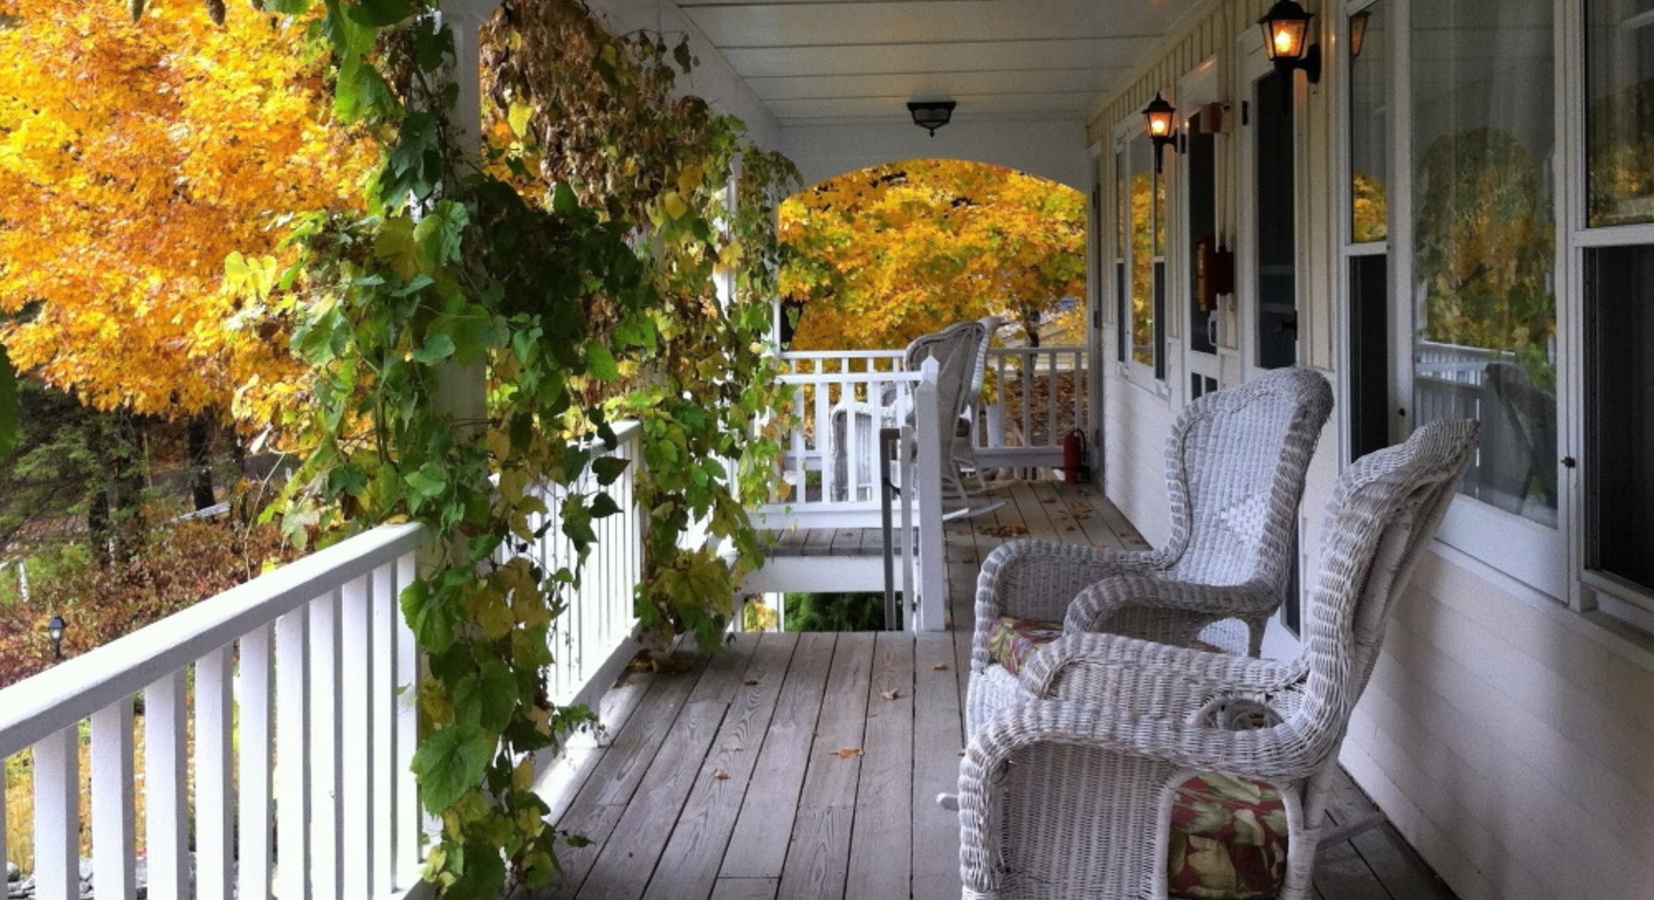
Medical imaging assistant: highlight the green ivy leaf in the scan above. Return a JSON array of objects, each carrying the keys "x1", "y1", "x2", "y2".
[
  {"x1": 589, "y1": 493, "x2": 622, "y2": 519},
  {"x1": 407, "y1": 462, "x2": 448, "y2": 501},
  {"x1": 411, "y1": 723, "x2": 491, "y2": 814},
  {"x1": 585, "y1": 343, "x2": 620, "y2": 381},
  {"x1": 412, "y1": 333, "x2": 456, "y2": 364},
  {"x1": 591, "y1": 457, "x2": 630, "y2": 486},
  {"x1": 345, "y1": 0, "x2": 412, "y2": 27},
  {"x1": 454, "y1": 660, "x2": 517, "y2": 733},
  {"x1": 400, "y1": 580, "x2": 456, "y2": 654}
]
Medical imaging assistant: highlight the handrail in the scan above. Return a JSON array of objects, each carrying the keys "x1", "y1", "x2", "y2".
[{"x1": 0, "y1": 522, "x2": 425, "y2": 757}]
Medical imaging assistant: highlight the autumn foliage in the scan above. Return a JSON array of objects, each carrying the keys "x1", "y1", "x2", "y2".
[
  {"x1": 779, "y1": 159, "x2": 1086, "y2": 350},
  {"x1": 0, "y1": 0, "x2": 375, "y2": 423}
]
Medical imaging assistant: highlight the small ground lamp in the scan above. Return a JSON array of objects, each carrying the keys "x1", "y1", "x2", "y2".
[
  {"x1": 46, "y1": 614, "x2": 65, "y2": 660},
  {"x1": 1258, "y1": 0, "x2": 1322, "y2": 84},
  {"x1": 1142, "y1": 91, "x2": 1179, "y2": 173},
  {"x1": 907, "y1": 100, "x2": 956, "y2": 137}
]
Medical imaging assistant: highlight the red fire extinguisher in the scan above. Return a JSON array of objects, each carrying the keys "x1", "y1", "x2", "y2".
[{"x1": 1061, "y1": 429, "x2": 1087, "y2": 484}]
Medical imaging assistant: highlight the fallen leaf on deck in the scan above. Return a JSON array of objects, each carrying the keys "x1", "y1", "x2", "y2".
[
  {"x1": 742, "y1": 678, "x2": 760, "y2": 686},
  {"x1": 880, "y1": 688, "x2": 901, "y2": 700},
  {"x1": 932, "y1": 663, "x2": 950, "y2": 671},
  {"x1": 711, "y1": 769, "x2": 729, "y2": 780},
  {"x1": 831, "y1": 747, "x2": 863, "y2": 759},
  {"x1": 957, "y1": 748, "x2": 966, "y2": 757},
  {"x1": 980, "y1": 524, "x2": 1029, "y2": 538},
  {"x1": 723, "y1": 744, "x2": 745, "y2": 753}
]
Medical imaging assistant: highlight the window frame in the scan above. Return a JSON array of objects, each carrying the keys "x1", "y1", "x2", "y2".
[{"x1": 1111, "y1": 115, "x2": 1172, "y2": 396}]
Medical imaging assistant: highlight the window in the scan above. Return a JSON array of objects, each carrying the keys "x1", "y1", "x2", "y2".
[
  {"x1": 1409, "y1": 0, "x2": 1556, "y2": 526},
  {"x1": 1123, "y1": 131, "x2": 1167, "y2": 381},
  {"x1": 1585, "y1": 245, "x2": 1654, "y2": 591},
  {"x1": 1585, "y1": 0, "x2": 1654, "y2": 226},
  {"x1": 1346, "y1": 0, "x2": 1391, "y2": 462},
  {"x1": 1583, "y1": 0, "x2": 1654, "y2": 617},
  {"x1": 1115, "y1": 145, "x2": 1128, "y2": 364}
]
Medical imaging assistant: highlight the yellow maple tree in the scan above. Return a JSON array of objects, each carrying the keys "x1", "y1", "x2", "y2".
[
  {"x1": 0, "y1": 0, "x2": 374, "y2": 424},
  {"x1": 779, "y1": 159, "x2": 1085, "y2": 350}
]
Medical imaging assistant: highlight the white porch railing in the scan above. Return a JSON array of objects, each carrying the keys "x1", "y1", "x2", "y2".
[
  {"x1": 773, "y1": 345, "x2": 1091, "y2": 493},
  {"x1": 976, "y1": 345, "x2": 1090, "y2": 468},
  {"x1": 0, "y1": 424, "x2": 647, "y2": 900},
  {"x1": 522, "y1": 421, "x2": 645, "y2": 709},
  {"x1": 0, "y1": 523, "x2": 428, "y2": 900}
]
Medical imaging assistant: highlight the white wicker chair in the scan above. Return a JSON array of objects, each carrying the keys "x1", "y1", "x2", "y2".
[
  {"x1": 830, "y1": 320, "x2": 988, "y2": 500},
  {"x1": 966, "y1": 368, "x2": 1333, "y2": 731},
  {"x1": 957, "y1": 419, "x2": 1479, "y2": 900}
]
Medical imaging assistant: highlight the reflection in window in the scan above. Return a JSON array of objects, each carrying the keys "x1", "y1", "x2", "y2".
[
  {"x1": 1115, "y1": 146, "x2": 1128, "y2": 362},
  {"x1": 1349, "y1": 2, "x2": 1388, "y2": 242},
  {"x1": 1130, "y1": 134, "x2": 1157, "y2": 369},
  {"x1": 1410, "y1": 0, "x2": 1556, "y2": 525},
  {"x1": 1586, "y1": 0, "x2": 1654, "y2": 226}
]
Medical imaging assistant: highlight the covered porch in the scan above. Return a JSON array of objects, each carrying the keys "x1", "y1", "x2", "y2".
[{"x1": 529, "y1": 479, "x2": 1455, "y2": 900}]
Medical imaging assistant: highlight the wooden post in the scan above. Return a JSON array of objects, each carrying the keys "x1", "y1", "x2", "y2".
[{"x1": 913, "y1": 358, "x2": 946, "y2": 631}]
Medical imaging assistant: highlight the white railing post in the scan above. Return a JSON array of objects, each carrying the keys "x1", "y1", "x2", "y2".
[
  {"x1": 276, "y1": 606, "x2": 313, "y2": 900},
  {"x1": 913, "y1": 357, "x2": 946, "y2": 631},
  {"x1": 90, "y1": 697, "x2": 136, "y2": 900},
  {"x1": 370, "y1": 561, "x2": 398, "y2": 894},
  {"x1": 196, "y1": 643, "x2": 235, "y2": 900},
  {"x1": 31, "y1": 728, "x2": 77, "y2": 900},
  {"x1": 145, "y1": 670, "x2": 189, "y2": 900},
  {"x1": 238, "y1": 623, "x2": 275, "y2": 900},
  {"x1": 341, "y1": 572, "x2": 374, "y2": 898}
]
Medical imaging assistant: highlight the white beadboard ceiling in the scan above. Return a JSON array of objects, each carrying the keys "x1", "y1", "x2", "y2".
[{"x1": 671, "y1": 0, "x2": 1209, "y2": 127}]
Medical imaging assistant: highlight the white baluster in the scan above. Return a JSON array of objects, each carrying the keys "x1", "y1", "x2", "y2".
[
  {"x1": 275, "y1": 607, "x2": 312, "y2": 900},
  {"x1": 308, "y1": 589, "x2": 343, "y2": 897},
  {"x1": 371, "y1": 562, "x2": 397, "y2": 894},
  {"x1": 145, "y1": 671, "x2": 190, "y2": 900},
  {"x1": 393, "y1": 552, "x2": 421, "y2": 886},
  {"x1": 237, "y1": 624, "x2": 274, "y2": 900},
  {"x1": 91, "y1": 697, "x2": 136, "y2": 900},
  {"x1": 195, "y1": 645, "x2": 234, "y2": 900},
  {"x1": 341, "y1": 573, "x2": 374, "y2": 898},
  {"x1": 32, "y1": 728, "x2": 77, "y2": 900}
]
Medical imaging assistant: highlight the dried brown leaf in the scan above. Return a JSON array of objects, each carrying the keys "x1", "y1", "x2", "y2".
[
  {"x1": 831, "y1": 747, "x2": 863, "y2": 759},
  {"x1": 742, "y1": 678, "x2": 760, "y2": 686},
  {"x1": 931, "y1": 662, "x2": 950, "y2": 671},
  {"x1": 722, "y1": 743, "x2": 744, "y2": 753},
  {"x1": 710, "y1": 768, "x2": 729, "y2": 780},
  {"x1": 879, "y1": 688, "x2": 901, "y2": 700}
]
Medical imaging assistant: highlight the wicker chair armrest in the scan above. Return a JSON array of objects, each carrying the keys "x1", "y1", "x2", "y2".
[
  {"x1": 960, "y1": 699, "x2": 1321, "y2": 814},
  {"x1": 969, "y1": 539, "x2": 1169, "y2": 672},
  {"x1": 1062, "y1": 573, "x2": 1278, "y2": 634},
  {"x1": 1019, "y1": 632, "x2": 1307, "y2": 704}
]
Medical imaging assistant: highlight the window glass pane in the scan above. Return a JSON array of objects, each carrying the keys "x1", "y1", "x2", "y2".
[
  {"x1": 1115, "y1": 147, "x2": 1128, "y2": 362},
  {"x1": 1411, "y1": 0, "x2": 1556, "y2": 525},
  {"x1": 1130, "y1": 134, "x2": 1156, "y2": 368},
  {"x1": 1349, "y1": 1, "x2": 1389, "y2": 242},
  {"x1": 1586, "y1": 245, "x2": 1654, "y2": 588},
  {"x1": 1586, "y1": 0, "x2": 1654, "y2": 226}
]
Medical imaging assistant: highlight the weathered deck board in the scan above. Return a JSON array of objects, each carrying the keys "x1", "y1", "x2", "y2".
[
  {"x1": 776, "y1": 633, "x2": 874, "y2": 900},
  {"x1": 844, "y1": 633, "x2": 915, "y2": 900},
  {"x1": 639, "y1": 633, "x2": 795, "y2": 900},
  {"x1": 543, "y1": 481, "x2": 1457, "y2": 900},
  {"x1": 720, "y1": 631, "x2": 834, "y2": 878}
]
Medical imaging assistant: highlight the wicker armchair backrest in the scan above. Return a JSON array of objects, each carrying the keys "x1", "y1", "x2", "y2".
[
  {"x1": 1295, "y1": 419, "x2": 1479, "y2": 746},
  {"x1": 1162, "y1": 367, "x2": 1334, "y2": 585}
]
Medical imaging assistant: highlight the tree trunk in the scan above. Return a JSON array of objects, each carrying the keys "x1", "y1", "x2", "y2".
[
  {"x1": 187, "y1": 412, "x2": 216, "y2": 510},
  {"x1": 110, "y1": 410, "x2": 146, "y2": 567}
]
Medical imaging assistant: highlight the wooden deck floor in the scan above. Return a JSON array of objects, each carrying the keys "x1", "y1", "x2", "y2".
[{"x1": 529, "y1": 479, "x2": 1458, "y2": 900}]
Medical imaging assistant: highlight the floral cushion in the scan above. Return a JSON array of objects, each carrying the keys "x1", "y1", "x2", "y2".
[
  {"x1": 1167, "y1": 772, "x2": 1289, "y2": 899},
  {"x1": 986, "y1": 616, "x2": 1064, "y2": 674}
]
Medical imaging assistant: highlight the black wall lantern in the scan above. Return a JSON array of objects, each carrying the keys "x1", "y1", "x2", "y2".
[
  {"x1": 907, "y1": 100, "x2": 956, "y2": 137},
  {"x1": 46, "y1": 614, "x2": 64, "y2": 660},
  {"x1": 1142, "y1": 91, "x2": 1179, "y2": 173},
  {"x1": 1258, "y1": 0, "x2": 1322, "y2": 84}
]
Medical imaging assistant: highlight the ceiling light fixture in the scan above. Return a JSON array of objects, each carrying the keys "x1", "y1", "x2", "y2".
[{"x1": 907, "y1": 100, "x2": 956, "y2": 137}]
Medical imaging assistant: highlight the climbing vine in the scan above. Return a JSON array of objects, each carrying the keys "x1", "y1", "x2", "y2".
[{"x1": 214, "y1": 0, "x2": 796, "y2": 894}]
